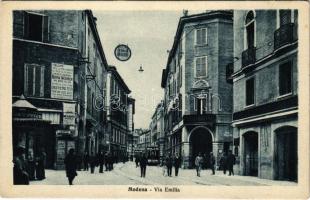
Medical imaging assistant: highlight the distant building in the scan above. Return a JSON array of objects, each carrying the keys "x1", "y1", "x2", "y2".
[
  {"x1": 161, "y1": 11, "x2": 234, "y2": 168},
  {"x1": 232, "y1": 10, "x2": 298, "y2": 181},
  {"x1": 136, "y1": 129, "x2": 151, "y2": 152},
  {"x1": 149, "y1": 101, "x2": 165, "y2": 162}
]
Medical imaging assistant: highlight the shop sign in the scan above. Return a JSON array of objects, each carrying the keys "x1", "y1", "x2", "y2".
[
  {"x1": 13, "y1": 110, "x2": 42, "y2": 119},
  {"x1": 63, "y1": 102, "x2": 75, "y2": 125},
  {"x1": 56, "y1": 130, "x2": 71, "y2": 136},
  {"x1": 51, "y1": 63, "x2": 74, "y2": 100},
  {"x1": 114, "y1": 44, "x2": 131, "y2": 61}
]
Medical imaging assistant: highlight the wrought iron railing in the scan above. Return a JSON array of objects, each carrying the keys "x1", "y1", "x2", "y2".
[
  {"x1": 241, "y1": 47, "x2": 256, "y2": 68},
  {"x1": 274, "y1": 23, "x2": 298, "y2": 50}
]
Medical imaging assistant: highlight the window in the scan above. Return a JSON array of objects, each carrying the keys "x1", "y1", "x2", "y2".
[
  {"x1": 245, "y1": 77, "x2": 255, "y2": 106},
  {"x1": 196, "y1": 28, "x2": 207, "y2": 45},
  {"x1": 279, "y1": 10, "x2": 292, "y2": 26},
  {"x1": 24, "y1": 12, "x2": 49, "y2": 42},
  {"x1": 245, "y1": 11, "x2": 255, "y2": 49},
  {"x1": 195, "y1": 56, "x2": 207, "y2": 77},
  {"x1": 195, "y1": 96, "x2": 207, "y2": 115},
  {"x1": 24, "y1": 64, "x2": 45, "y2": 97},
  {"x1": 279, "y1": 61, "x2": 292, "y2": 96}
]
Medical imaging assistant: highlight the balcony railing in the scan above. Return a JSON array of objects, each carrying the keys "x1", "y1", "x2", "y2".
[
  {"x1": 241, "y1": 47, "x2": 256, "y2": 68},
  {"x1": 274, "y1": 23, "x2": 298, "y2": 50},
  {"x1": 183, "y1": 114, "x2": 216, "y2": 125}
]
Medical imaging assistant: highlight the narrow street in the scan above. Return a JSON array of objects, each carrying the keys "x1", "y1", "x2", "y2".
[{"x1": 30, "y1": 162, "x2": 297, "y2": 186}]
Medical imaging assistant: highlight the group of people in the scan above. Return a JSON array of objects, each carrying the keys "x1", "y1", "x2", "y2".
[
  {"x1": 195, "y1": 150, "x2": 236, "y2": 177},
  {"x1": 162, "y1": 153, "x2": 182, "y2": 177},
  {"x1": 13, "y1": 146, "x2": 46, "y2": 185},
  {"x1": 82, "y1": 151, "x2": 115, "y2": 174}
]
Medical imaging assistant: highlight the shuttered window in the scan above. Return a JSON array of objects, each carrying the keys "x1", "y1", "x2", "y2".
[
  {"x1": 195, "y1": 56, "x2": 207, "y2": 77},
  {"x1": 196, "y1": 28, "x2": 207, "y2": 45},
  {"x1": 246, "y1": 77, "x2": 255, "y2": 106},
  {"x1": 24, "y1": 64, "x2": 45, "y2": 97}
]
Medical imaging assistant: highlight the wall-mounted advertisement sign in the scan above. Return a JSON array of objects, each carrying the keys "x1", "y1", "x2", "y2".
[
  {"x1": 51, "y1": 63, "x2": 74, "y2": 100},
  {"x1": 63, "y1": 102, "x2": 75, "y2": 125},
  {"x1": 114, "y1": 44, "x2": 131, "y2": 61}
]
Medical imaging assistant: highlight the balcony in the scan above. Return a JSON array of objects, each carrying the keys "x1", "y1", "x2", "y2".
[
  {"x1": 274, "y1": 23, "x2": 298, "y2": 50},
  {"x1": 183, "y1": 114, "x2": 216, "y2": 125},
  {"x1": 241, "y1": 47, "x2": 256, "y2": 68}
]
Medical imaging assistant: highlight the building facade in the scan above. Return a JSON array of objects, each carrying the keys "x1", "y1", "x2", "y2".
[
  {"x1": 126, "y1": 97, "x2": 136, "y2": 159},
  {"x1": 106, "y1": 66, "x2": 131, "y2": 162},
  {"x1": 12, "y1": 10, "x2": 109, "y2": 169},
  {"x1": 232, "y1": 10, "x2": 298, "y2": 181},
  {"x1": 161, "y1": 11, "x2": 234, "y2": 168}
]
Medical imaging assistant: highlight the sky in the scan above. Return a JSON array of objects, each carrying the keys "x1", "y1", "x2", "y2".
[{"x1": 93, "y1": 11, "x2": 183, "y2": 129}]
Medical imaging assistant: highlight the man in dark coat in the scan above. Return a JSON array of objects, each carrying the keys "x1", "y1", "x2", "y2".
[
  {"x1": 139, "y1": 153, "x2": 148, "y2": 178},
  {"x1": 64, "y1": 148, "x2": 78, "y2": 185},
  {"x1": 89, "y1": 152, "x2": 96, "y2": 174},
  {"x1": 36, "y1": 148, "x2": 46, "y2": 180},
  {"x1": 27, "y1": 150, "x2": 35, "y2": 181},
  {"x1": 173, "y1": 153, "x2": 181, "y2": 176},
  {"x1": 220, "y1": 153, "x2": 228, "y2": 174},
  {"x1": 83, "y1": 152, "x2": 89, "y2": 171},
  {"x1": 209, "y1": 152, "x2": 216, "y2": 175},
  {"x1": 97, "y1": 151, "x2": 105, "y2": 173},
  {"x1": 13, "y1": 146, "x2": 29, "y2": 185},
  {"x1": 166, "y1": 153, "x2": 173, "y2": 177},
  {"x1": 227, "y1": 150, "x2": 236, "y2": 176}
]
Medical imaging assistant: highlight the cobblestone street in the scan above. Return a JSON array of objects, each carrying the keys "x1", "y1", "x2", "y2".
[{"x1": 30, "y1": 162, "x2": 297, "y2": 186}]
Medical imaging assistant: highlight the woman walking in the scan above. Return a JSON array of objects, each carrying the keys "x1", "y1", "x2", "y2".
[{"x1": 64, "y1": 148, "x2": 78, "y2": 185}]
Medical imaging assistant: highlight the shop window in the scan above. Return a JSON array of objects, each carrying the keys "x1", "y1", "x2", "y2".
[
  {"x1": 279, "y1": 61, "x2": 292, "y2": 96},
  {"x1": 246, "y1": 77, "x2": 255, "y2": 106},
  {"x1": 195, "y1": 56, "x2": 207, "y2": 77},
  {"x1": 24, "y1": 64, "x2": 45, "y2": 97},
  {"x1": 24, "y1": 12, "x2": 49, "y2": 42}
]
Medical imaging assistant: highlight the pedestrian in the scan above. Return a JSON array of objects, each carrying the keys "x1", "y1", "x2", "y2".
[
  {"x1": 174, "y1": 153, "x2": 181, "y2": 176},
  {"x1": 97, "y1": 151, "x2": 105, "y2": 173},
  {"x1": 27, "y1": 150, "x2": 35, "y2": 181},
  {"x1": 165, "y1": 153, "x2": 173, "y2": 177},
  {"x1": 139, "y1": 153, "x2": 148, "y2": 178},
  {"x1": 13, "y1": 146, "x2": 29, "y2": 185},
  {"x1": 135, "y1": 155, "x2": 140, "y2": 168},
  {"x1": 162, "y1": 158, "x2": 167, "y2": 177},
  {"x1": 203, "y1": 153, "x2": 208, "y2": 170},
  {"x1": 36, "y1": 148, "x2": 46, "y2": 180},
  {"x1": 89, "y1": 152, "x2": 96, "y2": 174},
  {"x1": 209, "y1": 152, "x2": 216, "y2": 175},
  {"x1": 220, "y1": 152, "x2": 228, "y2": 174},
  {"x1": 64, "y1": 148, "x2": 78, "y2": 185},
  {"x1": 83, "y1": 152, "x2": 89, "y2": 171},
  {"x1": 227, "y1": 150, "x2": 236, "y2": 176},
  {"x1": 195, "y1": 152, "x2": 203, "y2": 177}
]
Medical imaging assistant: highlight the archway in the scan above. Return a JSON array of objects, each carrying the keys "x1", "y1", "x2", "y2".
[
  {"x1": 243, "y1": 131, "x2": 258, "y2": 176},
  {"x1": 189, "y1": 127, "x2": 213, "y2": 168},
  {"x1": 274, "y1": 126, "x2": 297, "y2": 181}
]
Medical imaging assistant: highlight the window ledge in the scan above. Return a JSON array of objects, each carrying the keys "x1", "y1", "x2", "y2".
[
  {"x1": 277, "y1": 93, "x2": 293, "y2": 100},
  {"x1": 195, "y1": 44, "x2": 208, "y2": 48},
  {"x1": 244, "y1": 104, "x2": 255, "y2": 109}
]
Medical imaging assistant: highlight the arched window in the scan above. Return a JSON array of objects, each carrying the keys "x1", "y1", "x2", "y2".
[{"x1": 244, "y1": 11, "x2": 255, "y2": 49}]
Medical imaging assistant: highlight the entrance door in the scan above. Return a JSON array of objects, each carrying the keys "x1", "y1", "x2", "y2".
[
  {"x1": 243, "y1": 131, "x2": 258, "y2": 176},
  {"x1": 275, "y1": 126, "x2": 297, "y2": 181},
  {"x1": 190, "y1": 127, "x2": 213, "y2": 168}
]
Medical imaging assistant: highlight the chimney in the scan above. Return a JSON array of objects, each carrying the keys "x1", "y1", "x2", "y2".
[{"x1": 183, "y1": 10, "x2": 188, "y2": 16}]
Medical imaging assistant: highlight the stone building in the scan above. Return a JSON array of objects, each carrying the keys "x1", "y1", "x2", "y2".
[
  {"x1": 105, "y1": 66, "x2": 131, "y2": 162},
  {"x1": 231, "y1": 10, "x2": 298, "y2": 181},
  {"x1": 12, "y1": 10, "x2": 108, "y2": 169},
  {"x1": 149, "y1": 101, "x2": 165, "y2": 162},
  {"x1": 161, "y1": 11, "x2": 234, "y2": 168},
  {"x1": 126, "y1": 97, "x2": 136, "y2": 159}
]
